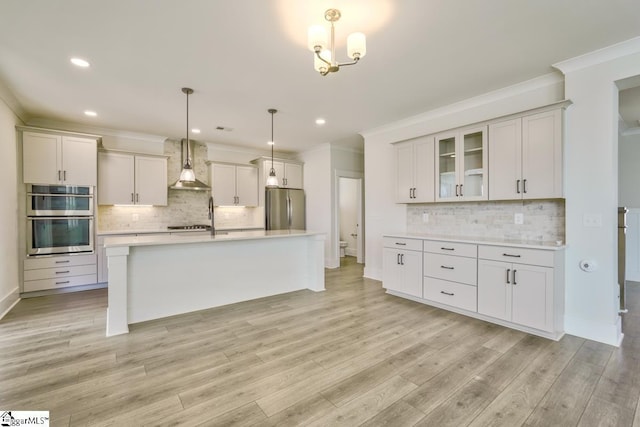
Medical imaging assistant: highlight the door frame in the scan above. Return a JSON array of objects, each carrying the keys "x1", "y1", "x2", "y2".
[{"x1": 335, "y1": 170, "x2": 364, "y2": 264}]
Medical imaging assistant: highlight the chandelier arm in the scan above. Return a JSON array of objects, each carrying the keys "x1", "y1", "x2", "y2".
[
  {"x1": 314, "y1": 49, "x2": 332, "y2": 67},
  {"x1": 335, "y1": 57, "x2": 361, "y2": 68}
]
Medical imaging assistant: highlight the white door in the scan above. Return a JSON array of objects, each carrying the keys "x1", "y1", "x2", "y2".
[
  {"x1": 488, "y1": 119, "x2": 522, "y2": 200},
  {"x1": 413, "y1": 137, "x2": 435, "y2": 203},
  {"x1": 522, "y1": 109, "x2": 563, "y2": 199},
  {"x1": 135, "y1": 156, "x2": 167, "y2": 205},
  {"x1": 23, "y1": 132, "x2": 61, "y2": 184},
  {"x1": 235, "y1": 165, "x2": 258, "y2": 206},
  {"x1": 395, "y1": 141, "x2": 414, "y2": 203},
  {"x1": 478, "y1": 259, "x2": 512, "y2": 321},
  {"x1": 284, "y1": 163, "x2": 303, "y2": 188},
  {"x1": 511, "y1": 264, "x2": 553, "y2": 331},
  {"x1": 98, "y1": 152, "x2": 135, "y2": 205},
  {"x1": 62, "y1": 136, "x2": 97, "y2": 186},
  {"x1": 211, "y1": 163, "x2": 237, "y2": 206}
]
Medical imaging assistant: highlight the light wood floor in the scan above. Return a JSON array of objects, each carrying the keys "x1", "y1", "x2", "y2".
[{"x1": 2, "y1": 257, "x2": 640, "y2": 426}]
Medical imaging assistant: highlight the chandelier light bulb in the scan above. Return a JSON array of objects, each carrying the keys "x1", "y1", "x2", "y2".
[
  {"x1": 347, "y1": 32, "x2": 367, "y2": 59},
  {"x1": 308, "y1": 25, "x2": 327, "y2": 51}
]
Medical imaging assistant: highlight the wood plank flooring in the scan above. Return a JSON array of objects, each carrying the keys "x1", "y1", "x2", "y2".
[{"x1": 2, "y1": 257, "x2": 640, "y2": 426}]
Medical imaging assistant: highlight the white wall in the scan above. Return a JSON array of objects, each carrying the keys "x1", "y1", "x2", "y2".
[
  {"x1": 619, "y1": 132, "x2": 640, "y2": 207},
  {"x1": 339, "y1": 178, "x2": 359, "y2": 255},
  {"x1": 301, "y1": 144, "x2": 332, "y2": 265},
  {"x1": 0, "y1": 94, "x2": 22, "y2": 318},
  {"x1": 362, "y1": 73, "x2": 564, "y2": 280},
  {"x1": 554, "y1": 37, "x2": 640, "y2": 345}
]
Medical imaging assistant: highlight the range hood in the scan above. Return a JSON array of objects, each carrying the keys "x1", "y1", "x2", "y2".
[{"x1": 169, "y1": 87, "x2": 211, "y2": 191}]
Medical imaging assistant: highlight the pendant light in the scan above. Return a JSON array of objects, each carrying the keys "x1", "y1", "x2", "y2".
[
  {"x1": 265, "y1": 108, "x2": 279, "y2": 188},
  {"x1": 170, "y1": 87, "x2": 210, "y2": 191}
]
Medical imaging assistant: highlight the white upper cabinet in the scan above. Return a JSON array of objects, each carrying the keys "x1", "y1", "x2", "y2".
[
  {"x1": 282, "y1": 162, "x2": 303, "y2": 189},
  {"x1": 489, "y1": 109, "x2": 563, "y2": 200},
  {"x1": 23, "y1": 131, "x2": 97, "y2": 186},
  {"x1": 435, "y1": 125, "x2": 488, "y2": 202},
  {"x1": 394, "y1": 136, "x2": 435, "y2": 203},
  {"x1": 98, "y1": 152, "x2": 167, "y2": 206},
  {"x1": 210, "y1": 163, "x2": 258, "y2": 207}
]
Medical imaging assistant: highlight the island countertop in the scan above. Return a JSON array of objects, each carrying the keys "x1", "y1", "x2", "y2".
[{"x1": 103, "y1": 229, "x2": 323, "y2": 248}]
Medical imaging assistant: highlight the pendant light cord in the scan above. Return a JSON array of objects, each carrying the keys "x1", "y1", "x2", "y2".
[{"x1": 271, "y1": 110, "x2": 274, "y2": 170}]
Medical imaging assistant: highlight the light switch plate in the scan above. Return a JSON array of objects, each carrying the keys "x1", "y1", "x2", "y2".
[
  {"x1": 583, "y1": 213, "x2": 602, "y2": 227},
  {"x1": 514, "y1": 213, "x2": 524, "y2": 225}
]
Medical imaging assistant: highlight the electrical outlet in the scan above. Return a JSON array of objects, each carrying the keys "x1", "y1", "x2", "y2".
[
  {"x1": 422, "y1": 212, "x2": 429, "y2": 223},
  {"x1": 583, "y1": 213, "x2": 602, "y2": 227},
  {"x1": 132, "y1": 213, "x2": 139, "y2": 222},
  {"x1": 514, "y1": 213, "x2": 524, "y2": 225}
]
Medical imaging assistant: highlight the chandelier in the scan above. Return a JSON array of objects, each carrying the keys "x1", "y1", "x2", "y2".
[{"x1": 307, "y1": 8, "x2": 366, "y2": 76}]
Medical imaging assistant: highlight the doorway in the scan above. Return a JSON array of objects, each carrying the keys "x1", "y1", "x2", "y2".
[{"x1": 337, "y1": 174, "x2": 364, "y2": 265}]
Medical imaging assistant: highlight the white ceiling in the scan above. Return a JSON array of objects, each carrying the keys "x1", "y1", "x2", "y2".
[{"x1": 1, "y1": 0, "x2": 639, "y2": 152}]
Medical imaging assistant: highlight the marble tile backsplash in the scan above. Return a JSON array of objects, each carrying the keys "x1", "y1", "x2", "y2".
[
  {"x1": 97, "y1": 139, "x2": 264, "y2": 231},
  {"x1": 407, "y1": 200, "x2": 565, "y2": 243}
]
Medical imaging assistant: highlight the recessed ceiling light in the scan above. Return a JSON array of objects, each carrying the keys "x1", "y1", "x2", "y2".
[
  {"x1": 84, "y1": 110, "x2": 97, "y2": 117},
  {"x1": 267, "y1": 141, "x2": 275, "y2": 145},
  {"x1": 70, "y1": 58, "x2": 90, "y2": 68},
  {"x1": 191, "y1": 128, "x2": 201, "y2": 134},
  {"x1": 315, "y1": 118, "x2": 326, "y2": 125}
]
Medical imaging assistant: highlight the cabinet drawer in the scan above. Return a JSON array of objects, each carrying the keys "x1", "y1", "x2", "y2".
[
  {"x1": 24, "y1": 253, "x2": 97, "y2": 270},
  {"x1": 24, "y1": 264, "x2": 97, "y2": 281},
  {"x1": 424, "y1": 253, "x2": 477, "y2": 285},
  {"x1": 23, "y1": 274, "x2": 97, "y2": 292},
  {"x1": 478, "y1": 245, "x2": 554, "y2": 267},
  {"x1": 424, "y1": 240, "x2": 477, "y2": 258},
  {"x1": 424, "y1": 277, "x2": 477, "y2": 312},
  {"x1": 383, "y1": 237, "x2": 422, "y2": 251}
]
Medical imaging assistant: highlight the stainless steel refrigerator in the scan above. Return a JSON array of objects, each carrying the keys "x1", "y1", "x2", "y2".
[{"x1": 266, "y1": 188, "x2": 306, "y2": 230}]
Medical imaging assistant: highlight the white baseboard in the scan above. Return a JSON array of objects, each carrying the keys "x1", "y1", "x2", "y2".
[{"x1": 0, "y1": 287, "x2": 20, "y2": 320}]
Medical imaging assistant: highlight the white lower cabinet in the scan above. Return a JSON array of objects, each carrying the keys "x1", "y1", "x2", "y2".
[
  {"x1": 23, "y1": 254, "x2": 97, "y2": 293},
  {"x1": 382, "y1": 237, "x2": 423, "y2": 298},
  {"x1": 383, "y1": 235, "x2": 565, "y2": 340}
]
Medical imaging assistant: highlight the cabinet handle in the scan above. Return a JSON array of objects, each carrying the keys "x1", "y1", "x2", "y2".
[
  {"x1": 455, "y1": 184, "x2": 459, "y2": 197},
  {"x1": 63, "y1": 170, "x2": 67, "y2": 181},
  {"x1": 283, "y1": 178, "x2": 287, "y2": 186},
  {"x1": 440, "y1": 247, "x2": 454, "y2": 251},
  {"x1": 131, "y1": 193, "x2": 135, "y2": 202},
  {"x1": 506, "y1": 268, "x2": 511, "y2": 284},
  {"x1": 400, "y1": 254, "x2": 404, "y2": 265},
  {"x1": 58, "y1": 170, "x2": 62, "y2": 181},
  {"x1": 440, "y1": 265, "x2": 454, "y2": 270},
  {"x1": 523, "y1": 179, "x2": 527, "y2": 194},
  {"x1": 136, "y1": 193, "x2": 139, "y2": 203},
  {"x1": 55, "y1": 270, "x2": 70, "y2": 274},
  {"x1": 459, "y1": 184, "x2": 463, "y2": 196},
  {"x1": 55, "y1": 260, "x2": 70, "y2": 264},
  {"x1": 516, "y1": 179, "x2": 521, "y2": 194},
  {"x1": 440, "y1": 291, "x2": 454, "y2": 296},
  {"x1": 411, "y1": 188, "x2": 414, "y2": 198},
  {"x1": 513, "y1": 269, "x2": 517, "y2": 285},
  {"x1": 56, "y1": 281, "x2": 70, "y2": 285},
  {"x1": 397, "y1": 254, "x2": 400, "y2": 265},
  {"x1": 502, "y1": 253, "x2": 521, "y2": 258},
  {"x1": 395, "y1": 242, "x2": 406, "y2": 246}
]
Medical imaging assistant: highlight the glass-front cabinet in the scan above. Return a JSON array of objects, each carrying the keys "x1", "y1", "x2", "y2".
[{"x1": 435, "y1": 125, "x2": 488, "y2": 202}]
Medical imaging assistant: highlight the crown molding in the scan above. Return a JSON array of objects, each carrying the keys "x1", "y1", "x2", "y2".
[
  {"x1": 553, "y1": 36, "x2": 640, "y2": 75},
  {"x1": 0, "y1": 80, "x2": 27, "y2": 122}
]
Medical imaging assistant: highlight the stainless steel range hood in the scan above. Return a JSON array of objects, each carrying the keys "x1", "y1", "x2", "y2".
[{"x1": 169, "y1": 87, "x2": 210, "y2": 191}]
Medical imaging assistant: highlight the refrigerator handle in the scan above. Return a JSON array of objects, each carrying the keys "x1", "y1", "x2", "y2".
[{"x1": 287, "y1": 196, "x2": 292, "y2": 229}]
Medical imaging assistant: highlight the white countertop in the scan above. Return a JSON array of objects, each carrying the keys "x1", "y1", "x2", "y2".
[
  {"x1": 98, "y1": 227, "x2": 264, "y2": 236},
  {"x1": 384, "y1": 233, "x2": 565, "y2": 250},
  {"x1": 103, "y1": 229, "x2": 324, "y2": 248}
]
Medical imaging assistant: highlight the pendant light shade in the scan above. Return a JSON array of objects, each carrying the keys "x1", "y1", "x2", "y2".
[
  {"x1": 170, "y1": 87, "x2": 210, "y2": 191},
  {"x1": 266, "y1": 108, "x2": 279, "y2": 188}
]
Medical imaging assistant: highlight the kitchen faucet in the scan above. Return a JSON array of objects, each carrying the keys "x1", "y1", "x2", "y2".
[{"x1": 208, "y1": 196, "x2": 216, "y2": 237}]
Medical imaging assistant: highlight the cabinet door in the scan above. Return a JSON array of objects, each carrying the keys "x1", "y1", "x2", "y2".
[
  {"x1": 98, "y1": 152, "x2": 135, "y2": 205},
  {"x1": 477, "y1": 259, "x2": 512, "y2": 321},
  {"x1": 413, "y1": 137, "x2": 435, "y2": 203},
  {"x1": 395, "y1": 142, "x2": 415, "y2": 203},
  {"x1": 435, "y1": 132, "x2": 458, "y2": 201},
  {"x1": 135, "y1": 156, "x2": 167, "y2": 205},
  {"x1": 459, "y1": 126, "x2": 487, "y2": 201},
  {"x1": 511, "y1": 264, "x2": 553, "y2": 331},
  {"x1": 382, "y1": 248, "x2": 422, "y2": 298},
  {"x1": 236, "y1": 165, "x2": 258, "y2": 206},
  {"x1": 522, "y1": 109, "x2": 563, "y2": 199},
  {"x1": 23, "y1": 132, "x2": 61, "y2": 184},
  {"x1": 211, "y1": 163, "x2": 237, "y2": 206},
  {"x1": 488, "y1": 119, "x2": 522, "y2": 200},
  {"x1": 284, "y1": 163, "x2": 303, "y2": 189},
  {"x1": 62, "y1": 136, "x2": 97, "y2": 186}
]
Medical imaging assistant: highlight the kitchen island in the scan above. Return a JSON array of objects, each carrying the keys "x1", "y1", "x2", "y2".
[{"x1": 104, "y1": 230, "x2": 325, "y2": 336}]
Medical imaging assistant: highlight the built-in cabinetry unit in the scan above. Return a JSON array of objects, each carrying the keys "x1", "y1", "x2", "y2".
[
  {"x1": 252, "y1": 157, "x2": 303, "y2": 189},
  {"x1": 382, "y1": 235, "x2": 564, "y2": 340},
  {"x1": 23, "y1": 254, "x2": 97, "y2": 293},
  {"x1": 394, "y1": 136, "x2": 435, "y2": 203},
  {"x1": 382, "y1": 237, "x2": 423, "y2": 298},
  {"x1": 22, "y1": 130, "x2": 98, "y2": 185},
  {"x1": 488, "y1": 109, "x2": 563, "y2": 200},
  {"x1": 98, "y1": 151, "x2": 168, "y2": 206},
  {"x1": 393, "y1": 102, "x2": 569, "y2": 204},
  {"x1": 435, "y1": 126, "x2": 488, "y2": 202},
  {"x1": 209, "y1": 162, "x2": 258, "y2": 207}
]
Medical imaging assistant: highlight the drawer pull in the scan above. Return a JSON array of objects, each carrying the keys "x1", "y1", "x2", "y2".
[
  {"x1": 55, "y1": 270, "x2": 70, "y2": 274},
  {"x1": 395, "y1": 242, "x2": 407, "y2": 246},
  {"x1": 506, "y1": 268, "x2": 511, "y2": 284},
  {"x1": 440, "y1": 291, "x2": 454, "y2": 296},
  {"x1": 502, "y1": 253, "x2": 521, "y2": 258},
  {"x1": 440, "y1": 265, "x2": 454, "y2": 270},
  {"x1": 55, "y1": 260, "x2": 70, "y2": 264},
  {"x1": 56, "y1": 281, "x2": 70, "y2": 285},
  {"x1": 440, "y1": 247, "x2": 455, "y2": 251}
]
